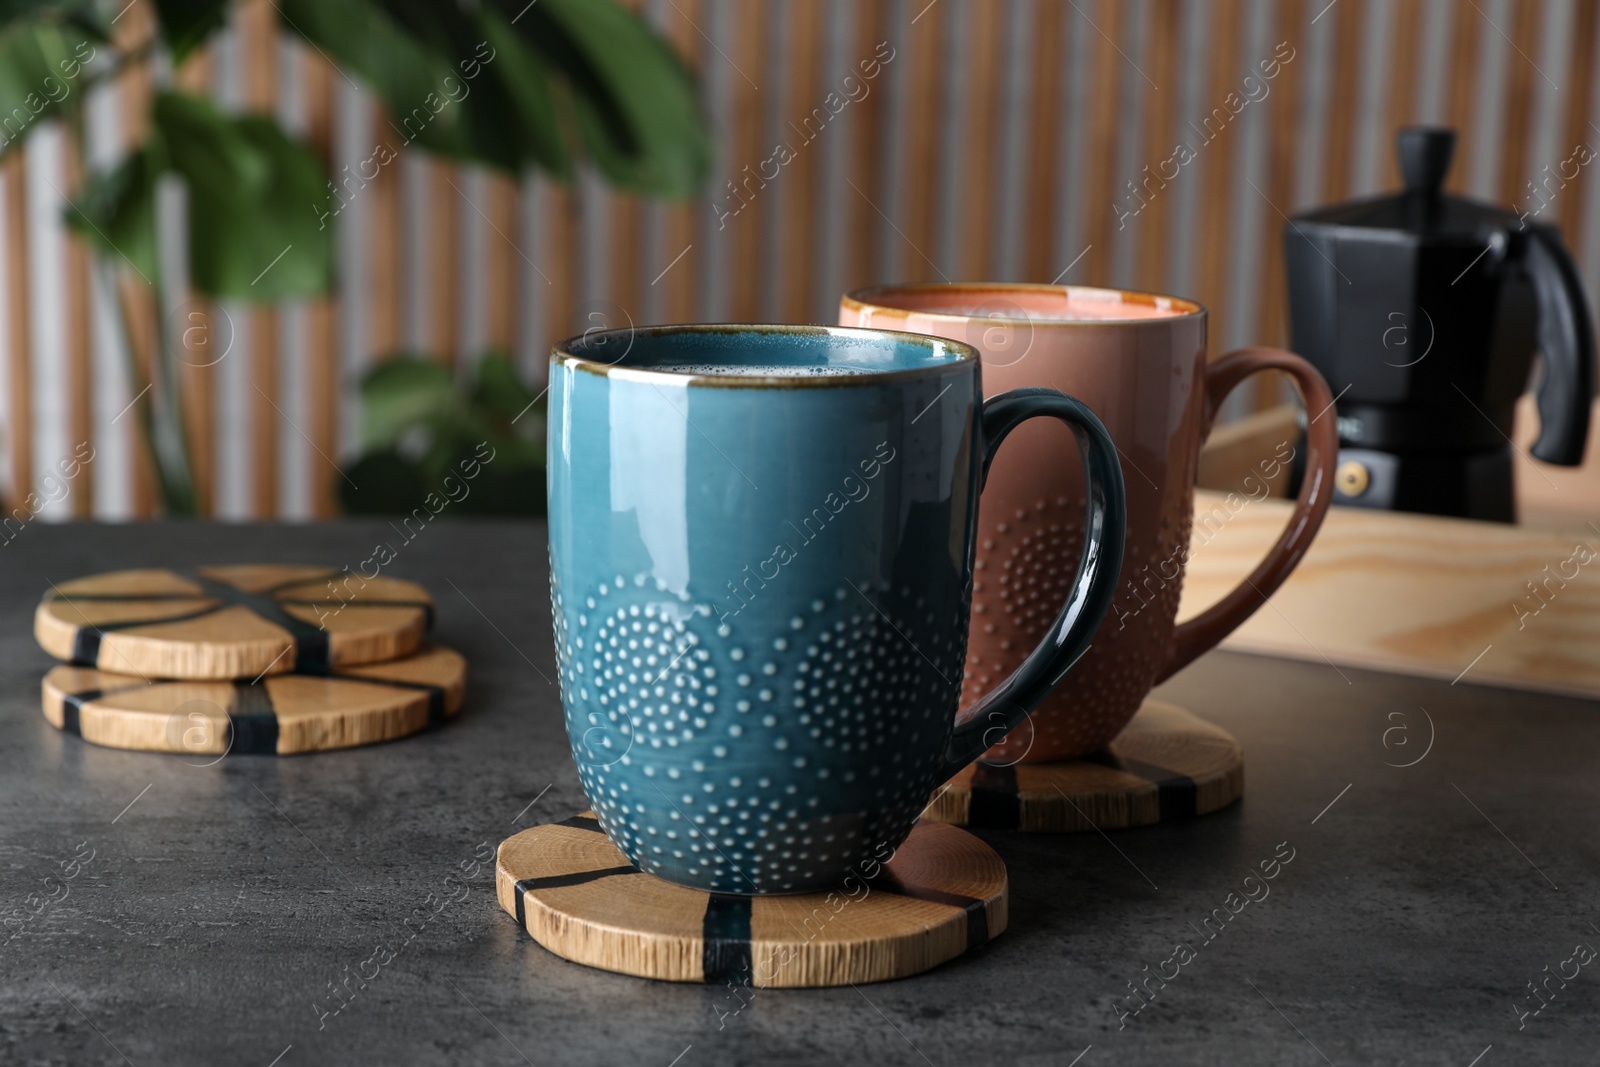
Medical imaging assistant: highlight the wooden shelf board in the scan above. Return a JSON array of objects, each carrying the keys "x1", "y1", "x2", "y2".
[{"x1": 1180, "y1": 490, "x2": 1600, "y2": 699}]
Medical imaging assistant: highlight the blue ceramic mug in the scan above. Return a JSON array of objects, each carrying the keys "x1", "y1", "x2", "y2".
[{"x1": 547, "y1": 324, "x2": 1125, "y2": 894}]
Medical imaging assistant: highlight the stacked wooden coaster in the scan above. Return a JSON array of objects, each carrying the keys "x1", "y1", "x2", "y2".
[{"x1": 34, "y1": 565, "x2": 465, "y2": 756}]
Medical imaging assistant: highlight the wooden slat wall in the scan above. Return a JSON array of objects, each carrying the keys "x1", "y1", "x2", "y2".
[
  {"x1": 116, "y1": 5, "x2": 157, "y2": 518},
  {"x1": 3, "y1": 152, "x2": 31, "y2": 512},
  {"x1": 3, "y1": 0, "x2": 1600, "y2": 519},
  {"x1": 300, "y1": 41, "x2": 340, "y2": 518},
  {"x1": 60, "y1": 131, "x2": 92, "y2": 518},
  {"x1": 174, "y1": 42, "x2": 215, "y2": 516}
]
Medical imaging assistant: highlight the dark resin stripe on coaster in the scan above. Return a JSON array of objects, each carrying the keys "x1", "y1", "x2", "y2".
[
  {"x1": 226, "y1": 682, "x2": 279, "y2": 755},
  {"x1": 70, "y1": 627, "x2": 97, "y2": 666},
  {"x1": 702, "y1": 894, "x2": 754, "y2": 983},
  {"x1": 193, "y1": 575, "x2": 331, "y2": 670},
  {"x1": 514, "y1": 868, "x2": 640, "y2": 928},
  {"x1": 59, "y1": 689, "x2": 98, "y2": 736},
  {"x1": 967, "y1": 762, "x2": 1022, "y2": 828},
  {"x1": 57, "y1": 681, "x2": 160, "y2": 737},
  {"x1": 65, "y1": 606, "x2": 222, "y2": 666},
  {"x1": 872, "y1": 869, "x2": 989, "y2": 949},
  {"x1": 1084, "y1": 750, "x2": 1199, "y2": 819},
  {"x1": 1114, "y1": 756, "x2": 1198, "y2": 819}
]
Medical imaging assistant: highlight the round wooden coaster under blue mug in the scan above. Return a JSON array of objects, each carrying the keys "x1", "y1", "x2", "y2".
[
  {"x1": 496, "y1": 812, "x2": 1009, "y2": 987},
  {"x1": 544, "y1": 323, "x2": 1127, "y2": 900}
]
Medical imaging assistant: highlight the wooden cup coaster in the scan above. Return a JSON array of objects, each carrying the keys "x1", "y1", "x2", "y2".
[
  {"x1": 35, "y1": 565, "x2": 433, "y2": 679},
  {"x1": 925, "y1": 699, "x2": 1244, "y2": 832},
  {"x1": 496, "y1": 813, "x2": 1007, "y2": 988},
  {"x1": 40, "y1": 644, "x2": 466, "y2": 756}
]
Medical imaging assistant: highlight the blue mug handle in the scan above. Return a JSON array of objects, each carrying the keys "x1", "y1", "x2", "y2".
[{"x1": 937, "y1": 387, "x2": 1127, "y2": 780}]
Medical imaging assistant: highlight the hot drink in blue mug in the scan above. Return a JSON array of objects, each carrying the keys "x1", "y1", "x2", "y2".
[{"x1": 547, "y1": 324, "x2": 1125, "y2": 894}]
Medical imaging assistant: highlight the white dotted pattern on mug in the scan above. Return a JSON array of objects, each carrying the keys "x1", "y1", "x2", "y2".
[{"x1": 550, "y1": 570, "x2": 968, "y2": 892}]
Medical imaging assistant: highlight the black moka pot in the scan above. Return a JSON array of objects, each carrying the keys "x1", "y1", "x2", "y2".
[{"x1": 1283, "y1": 126, "x2": 1594, "y2": 522}]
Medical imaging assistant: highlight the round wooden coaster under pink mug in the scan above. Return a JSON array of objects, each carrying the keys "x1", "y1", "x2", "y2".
[{"x1": 841, "y1": 283, "x2": 1338, "y2": 774}]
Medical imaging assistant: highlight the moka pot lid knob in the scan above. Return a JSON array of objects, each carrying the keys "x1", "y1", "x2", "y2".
[
  {"x1": 1397, "y1": 126, "x2": 1455, "y2": 199},
  {"x1": 1289, "y1": 125, "x2": 1518, "y2": 238}
]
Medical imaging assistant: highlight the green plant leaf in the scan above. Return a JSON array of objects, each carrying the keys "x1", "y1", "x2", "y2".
[
  {"x1": 474, "y1": 5, "x2": 570, "y2": 177},
  {"x1": 0, "y1": 0, "x2": 104, "y2": 36},
  {"x1": 357, "y1": 357, "x2": 459, "y2": 452},
  {"x1": 63, "y1": 148, "x2": 159, "y2": 279},
  {"x1": 182, "y1": 118, "x2": 332, "y2": 298},
  {"x1": 277, "y1": 0, "x2": 706, "y2": 193},
  {"x1": 471, "y1": 352, "x2": 538, "y2": 423},
  {"x1": 277, "y1": 0, "x2": 567, "y2": 173},
  {"x1": 154, "y1": 91, "x2": 272, "y2": 196},
  {"x1": 72, "y1": 92, "x2": 334, "y2": 299},
  {"x1": 0, "y1": 19, "x2": 99, "y2": 157},
  {"x1": 76, "y1": 91, "x2": 334, "y2": 299},
  {"x1": 276, "y1": 0, "x2": 490, "y2": 160},
  {"x1": 340, "y1": 351, "x2": 549, "y2": 515},
  {"x1": 510, "y1": 0, "x2": 710, "y2": 196},
  {"x1": 150, "y1": 0, "x2": 229, "y2": 62},
  {"x1": 365, "y1": 0, "x2": 585, "y2": 173}
]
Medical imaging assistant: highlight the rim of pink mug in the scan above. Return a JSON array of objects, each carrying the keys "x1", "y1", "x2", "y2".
[{"x1": 842, "y1": 281, "x2": 1207, "y2": 326}]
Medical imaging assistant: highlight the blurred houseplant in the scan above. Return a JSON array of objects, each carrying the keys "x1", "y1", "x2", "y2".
[
  {"x1": 341, "y1": 353, "x2": 546, "y2": 516},
  {"x1": 0, "y1": 0, "x2": 709, "y2": 514}
]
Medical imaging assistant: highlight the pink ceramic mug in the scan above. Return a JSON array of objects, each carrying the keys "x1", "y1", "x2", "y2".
[{"x1": 841, "y1": 283, "x2": 1337, "y2": 762}]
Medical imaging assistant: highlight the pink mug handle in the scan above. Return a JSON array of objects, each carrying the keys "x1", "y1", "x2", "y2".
[{"x1": 1157, "y1": 346, "x2": 1339, "y2": 682}]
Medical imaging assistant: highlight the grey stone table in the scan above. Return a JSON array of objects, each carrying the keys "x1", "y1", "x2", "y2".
[{"x1": 4, "y1": 522, "x2": 1597, "y2": 1066}]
